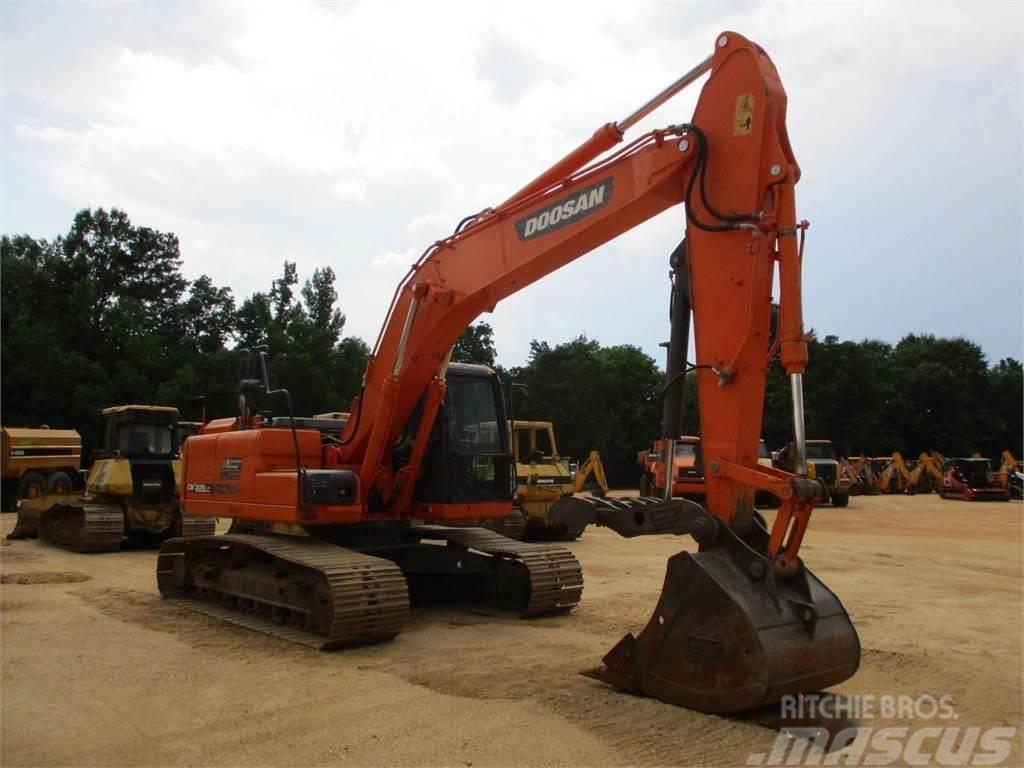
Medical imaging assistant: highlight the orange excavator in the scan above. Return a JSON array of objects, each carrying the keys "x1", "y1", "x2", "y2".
[{"x1": 158, "y1": 32, "x2": 859, "y2": 714}]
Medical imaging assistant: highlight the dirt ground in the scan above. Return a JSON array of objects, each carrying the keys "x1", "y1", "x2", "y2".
[{"x1": 1, "y1": 495, "x2": 1021, "y2": 767}]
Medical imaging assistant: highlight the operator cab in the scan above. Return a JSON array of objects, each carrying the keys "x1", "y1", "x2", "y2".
[
  {"x1": 511, "y1": 422, "x2": 558, "y2": 466},
  {"x1": 949, "y1": 458, "x2": 996, "y2": 488},
  {"x1": 805, "y1": 440, "x2": 838, "y2": 461},
  {"x1": 414, "y1": 363, "x2": 514, "y2": 505}
]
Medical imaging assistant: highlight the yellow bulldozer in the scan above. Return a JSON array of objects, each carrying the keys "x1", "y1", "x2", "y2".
[
  {"x1": 510, "y1": 420, "x2": 608, "y2": 541},
  {"x1": 9, "y1": 405, "x2": 215, "y2": 551}
]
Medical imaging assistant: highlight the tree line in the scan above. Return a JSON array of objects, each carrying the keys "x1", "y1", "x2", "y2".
[
  {"x1": 2, "y1": 208, "x2": 368, "y2": 455},
  {"x1": 3, "y1": 208, "x2": 1021, "y2": 486},
  {"x1": 470, "y1": 330, "x2": 1021, "y2": 485}
]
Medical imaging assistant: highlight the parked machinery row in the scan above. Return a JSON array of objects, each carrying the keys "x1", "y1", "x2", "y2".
[
  {"x1": 640, "y1": 439, "x2": 1020, "y2": 504},
  {"x1": 839, "y1": 451, "x2": 1017, "y2": 501},
  {"x1": 640, "y1": 436, "x2": 852, "y2": 507}
]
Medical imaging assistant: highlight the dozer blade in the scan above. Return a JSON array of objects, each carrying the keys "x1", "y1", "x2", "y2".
[
  {"x1": 7, "y1": 494, "x2": 79, "y2": 540},
  {"x1": 585, "y1": 514, "x2": 860, "y2": 714}
]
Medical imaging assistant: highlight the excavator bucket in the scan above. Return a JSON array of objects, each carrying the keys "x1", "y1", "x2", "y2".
[{"x1": 579, "y1": 501, "x2": 860, "y2": 714}]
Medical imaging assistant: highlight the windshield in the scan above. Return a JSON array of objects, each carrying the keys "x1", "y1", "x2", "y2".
[
  {"x1": 514, "y1": 426, "x2": 554, "y2": 462},
  {"x1": 957, "y1": 460, "x2": 990, "y2": 474},
  {"x1": 447, "y1": 376, "x2": 504, "y2": 455},
  {"x1": 675, "y1": 443, "x2": 697, "y2": 458},
  {"x1": 806, "y1": 443, "x2": 835, "y2": 460},
  {"x1": 759, "y1": 440, "x2": 769, "y2": 458},
  {"x1": 119, "y1": 424, "x2": 174, "y2": 456}
]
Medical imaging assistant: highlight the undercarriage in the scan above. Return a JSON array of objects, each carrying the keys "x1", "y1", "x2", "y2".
[{"x1": 157, "y1": 524, "x2": 583, "y2": 648}]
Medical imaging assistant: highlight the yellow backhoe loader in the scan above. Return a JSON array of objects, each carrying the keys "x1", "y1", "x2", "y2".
[
  {"x1": 904, "y1": 452, "x2": 944, "y2": 494},
  {"x1": 510, "y1": 420, "x2": 608, "y2": 541},
  {"x1": 874, "y1": 454, "x2": 907, "y2": 494},
  {"x1": 994, "y1": 451, "x2": 1022, "y2": 499},
  {"x1": 839, "y1": 455, "x2": 879, "y2": 496}
]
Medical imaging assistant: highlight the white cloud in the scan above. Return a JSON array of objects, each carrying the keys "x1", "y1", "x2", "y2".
[
  {"x1": 371, "y1": 248, "x2": 416, "y2": 272},
  {"x1": 333, "y1": 178, "x2": 369, "y2": 203},
  {"x1": 1, "y1": 0, "x2": 1020, "y2": 364}
]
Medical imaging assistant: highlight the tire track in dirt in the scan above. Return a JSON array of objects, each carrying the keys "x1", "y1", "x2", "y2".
[{"x1": 76, "y1": 587, "x2": 772, "y2": 765}]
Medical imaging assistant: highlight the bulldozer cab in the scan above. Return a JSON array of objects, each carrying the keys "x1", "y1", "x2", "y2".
[
  {"x1": 95, "y1": 406, "x2": 179, "y2": 461},
  {"x1": 90, "y1": 406, "x2": 180, "y2": 502},
  {"x1": 805, "y1": 440, "x2": 838, "y2": 461}
]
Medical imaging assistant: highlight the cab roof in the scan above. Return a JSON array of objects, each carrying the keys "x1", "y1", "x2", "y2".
[
  {"x1": 1, "y1": 426, "x2": 80, "y2": 440},
  {"x1": 100, "y1": 405, "x2": 179, "y2": 415},
  {"x1": 446, "y1": 362, "x2": 496, "y2": 376}
]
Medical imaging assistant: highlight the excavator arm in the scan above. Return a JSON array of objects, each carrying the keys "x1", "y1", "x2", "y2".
[
  {"x1": 996, "y1": 450, "x2": 1019, "y2": 489},
  {"x1": 571, "y1": 451, "x2": 609, "y2": 496},
  {"x1": 324, "y1": 31, "x2": 820, "y2": 571}
]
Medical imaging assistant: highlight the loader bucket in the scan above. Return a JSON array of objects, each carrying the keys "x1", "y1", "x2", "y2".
[{"x1": 586, "y1": 529, "x2": 860, "y2": 714}]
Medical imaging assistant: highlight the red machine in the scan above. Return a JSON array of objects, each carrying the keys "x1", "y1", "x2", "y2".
[
  {"x1": 158, "y1": 32, "x2": 859, "y2": 714},
  {"x1": 940, "y1": 458, "x2": 1011, "y2": 501},
  {"x1": 638, "y1": 435, "x2": 706, "y2": 499}
]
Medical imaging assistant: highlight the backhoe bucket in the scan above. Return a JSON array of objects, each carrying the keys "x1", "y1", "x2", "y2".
[{"x1": 587, "y1": 532, "x2": 860, "y2": 713}]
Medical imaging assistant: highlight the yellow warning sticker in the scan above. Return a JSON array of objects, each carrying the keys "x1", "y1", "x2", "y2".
[{"x1": 733, "y1": 93, "x2": 754, "y2": 135}]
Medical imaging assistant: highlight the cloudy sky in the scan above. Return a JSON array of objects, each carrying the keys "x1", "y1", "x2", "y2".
[{"x1": 2, "y1": 1, "x2": 1021, "y2": 366}]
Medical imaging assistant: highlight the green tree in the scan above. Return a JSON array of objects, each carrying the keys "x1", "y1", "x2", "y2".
[
  {"x1": 237, "y1": 262, "x2": 368, "y2": 417},
  {"x1": 1, "y1": 209, "x2": 194, "y2": 451},
  {"x1": 235, "y1": 293, "x2": 273, "y2": 350},
  {"x1": 887, "y1": 334, "x2": 991, "y2": 455},
  {"x1": 984, "y1": 358, "x2": 1023, "y2": 457},
  {"x1": 172, "y1": 275, "x2": 236, "y2": 354},
  {"x1": 58, "y1": 208, "x2": 187, "y2": 344},
  {"x1": 514, "y1": 336, "x2": 661, "y2": 485},
  {"x1": 452, "y1": 322, "x2": 497, "y2": 367}
]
